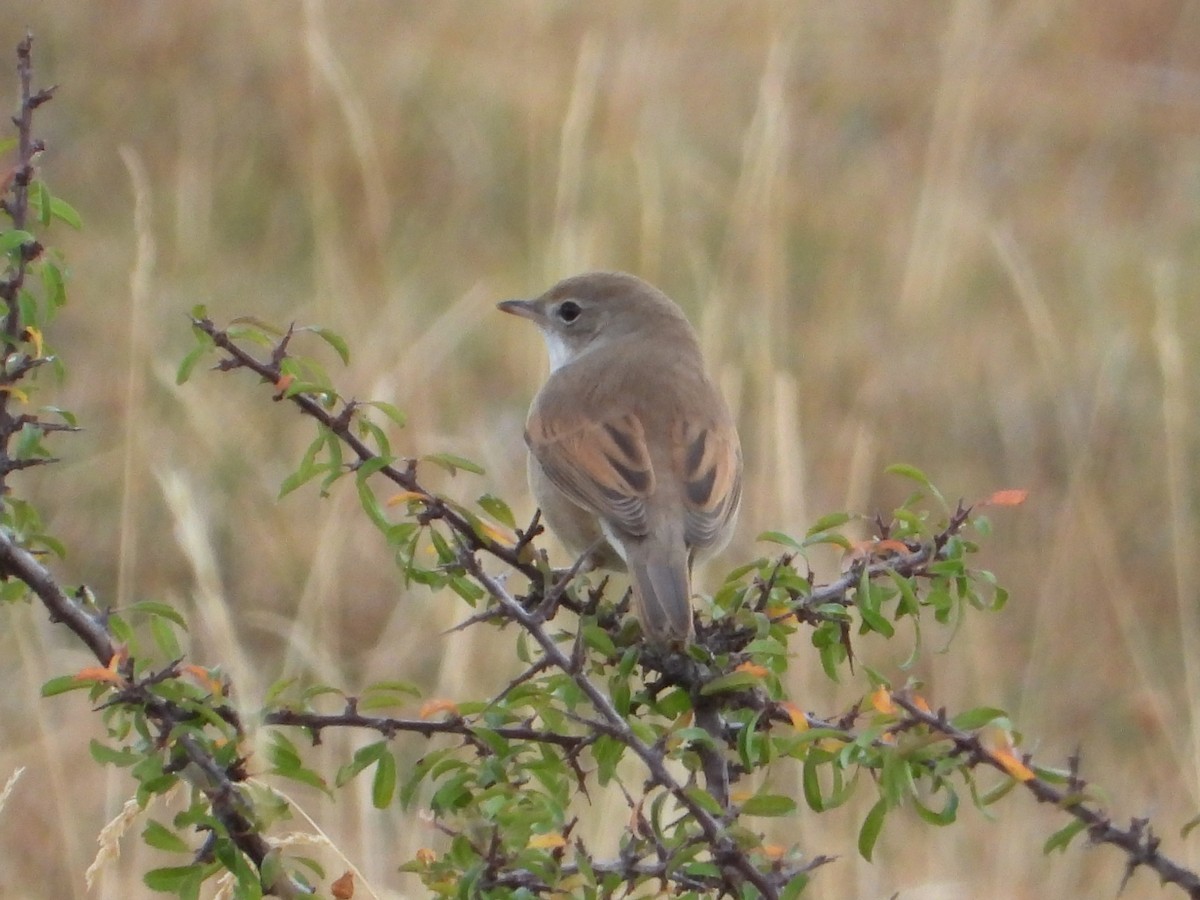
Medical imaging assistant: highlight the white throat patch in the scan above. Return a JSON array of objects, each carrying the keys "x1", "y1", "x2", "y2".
[{"x1": 541, "y1": 330, "x2": 575, "y2": 373}]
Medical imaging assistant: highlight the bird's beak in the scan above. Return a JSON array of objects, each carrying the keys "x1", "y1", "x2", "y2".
[{"x1": 497, "y1": 298, "x2": 540, "y2": 321}]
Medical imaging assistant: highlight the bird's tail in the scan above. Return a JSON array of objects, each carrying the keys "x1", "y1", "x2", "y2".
[{"x1": 627, "y1": 540, "x2": 693, "y2": 645}]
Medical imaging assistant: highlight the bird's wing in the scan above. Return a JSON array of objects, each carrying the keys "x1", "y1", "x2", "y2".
[
  {"x1": 526, "y1": 408, "x2": 654, "y2": 537},
  {"x1": 674, "y1": 418, "x2": 742, "y2": 551}
]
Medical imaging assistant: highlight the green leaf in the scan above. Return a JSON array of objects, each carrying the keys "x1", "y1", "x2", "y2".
[
  {"x1": 90, "y1": 739, "x2": 140, "y2": 766},
  {"x1": 1043, "y1": 818, "x2": 1088, "y2": 854},
  {"x1": 756, "y1": 530, "x2": 802, "y2": 549},
  {"x1": 1182, "y1": 812, "x2": 1200, "y2": 840},
  {"x1": 802, "y1": 754, "x2": 825, "y2": 812},
  {"x1": 143, "y1": 820, "x2": 191, "y2": 854},
  {"x1": 950, "y1": 707, "x2": 1008, "y2": 730},
  {"x1": 33, "y1": 181, "x2": 52, "y2": 227},
  {"x1": 175, "y1": 343, "x2": 209, "y2": 385},
  {"x1": 0, "y1": 230, "x2": 35, "y2": 255},
  {"x1": 41, "y1": 674, "x2": 92, "y2": 696},
  {"x1": 49, "y1": 195, "x2": 83, "y2": 229},
  {"x1": 41, "y1": 259, "x2": 66, "y2": 309},
  {"x1": 857, "y1": 799, "x2": 888, "y2": 861},
  {"x1": 422, "y1": 452, "x2": 485, "y2": 476},
  {"x1": 913, "y1": 783, "x2": 959, "y2": 826},
  {"x1": 477, "y1": 493, "x2": 516, "y2": 529},
  {"x1": 741, "y1": 793, "x2": 796, "y2": 817},
  {"x1": 699, "y1": 671, "x2": 762, "y2": 696},
  {"x1": 685, "y1": 786, "x2": 724, "y2": 816},
  {"x1": 363, "y1": 400, "x2": 407, "y2": 427},
  {"x1": 313, "y1": 327, "x2": 350, "y2": 364},
  {"x1": 144, "y1": 865, "x2": 204, "y2": 892},
  {"x1": 150, "y1": 615, "x2": 182, "y2": 659},
  {"x1": 127, "y1": 601, "x2": 188, "y2": 628},
  {"x1": 806, "y1": 511, "x2": 851, "y2": 535},
  {"x1": 372, "y1": 749, "x2": 397, "y2": 808}
]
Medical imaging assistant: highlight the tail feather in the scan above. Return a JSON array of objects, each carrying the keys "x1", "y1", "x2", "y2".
[{"x1": 628, "y1": 544, "x2": 693, "y2": 644}]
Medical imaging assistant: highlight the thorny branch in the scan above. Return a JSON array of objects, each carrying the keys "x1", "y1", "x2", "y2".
[
  {"x1": 891, "y1": 694, "x2": 1200, "y2": 899},
  {"x1": 0, "y1": 37, "x2": 301, "y2": 898}
]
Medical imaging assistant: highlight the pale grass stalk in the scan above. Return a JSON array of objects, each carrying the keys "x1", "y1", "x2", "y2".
[
  {"x1": 84, "y1": 795, "x2": 146, "y2": 890},
  {"x1": 634, "y1": 134, "x2": 664, "y2": 286},
  {"x1": 384, "y1": 282, "x2": 493, "y2": 411},
  {"x1": 549, "y1": 31, "x2": 603, "y2": 276},
  {"x1": 716, "y1": 33, "x2": 793, "y2": 536},
  {"x1": 1152, "y1": 264, "x2": 1200, "y2": 808},
  {"x1": 997, "y1": 228, "x2": 1192, "y2": 783},
  {"x1": 13, "y1": 605, "x2": 88, "y2": 898},
  {"x1": 116, "y1": 146, "x2": 155, "y2": 612},
  {"x1": 247, "y1": 779, "x2": 385, "y2": 900},
  {"x1": 999, "y1": 226, "x2": 1194, "y2": 787},
  {"x1": 898, "y1": 0, "x2": 987, "y2": 315},
  {"x1": 154, "y1": 468, "x2": 262, "y2": 704},
  {"x1": 302, "y1": 0, "x2": 391, "y2": 248},
  {"x1": 0, "y1": 767, "x2": 24, "y2": 819}
]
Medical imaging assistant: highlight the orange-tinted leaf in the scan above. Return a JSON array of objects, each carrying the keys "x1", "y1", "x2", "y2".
[
  {"x1": 415, "y1": 848, "x2": 436, "y2": 865},
  {"x1": 871, "y1": 686, "x2": 896, "y2": 715},
  {"x1": 911, "y1": 693, "x2": 932, "y2": 713},
  {"x1": 985, "y1": 489, "x2": 1028, "y2": 507},
  {"x1": 386, "y1": 490, "x2": 429, "y2": 507},
  {"x1": 182, "y1": 664, "x2": 224, "y2": 696},
  {"x1": 419, "y1": 699, "x2": 459, "y2": 719},
  {"x1": 842, "y1": 540, "x2": 873, "y2": 563},
  {"x1": 735, "y1": 662, "x2": 770, "y2": 678},
  {"x1": 994, "y1": 748, "x2": 1036, "y2": 782},
  {"x1": 761, "y1": 844, "x2": 786, "y2": 860},
  {"x1": 874, "y1": 539, "x2": 909, "y2": 555},
  {"x1": 527, "y1": 833, "x2": 566, "y2": 850},
  {"x1": 74, "y1": 649, "x2": 128, "y2": 685},
  {"x1": 779, "y1": 701, "x2": 808, "y2": 731},
  {"x1": 274, "y1": 373, "x2": 294, "y2": 392},
  {"x1": 331, "y1": 871, "x2": 354, "y2": 899},
  {"x1": 766, "y1": 604, "x2": 798, "y2": 625},
  {"x1": 475, "y1": 519, "x2": 516, "y2": 546},
  {"x1": 24, "y1": 326, "x2": 43, "y2": 358}
]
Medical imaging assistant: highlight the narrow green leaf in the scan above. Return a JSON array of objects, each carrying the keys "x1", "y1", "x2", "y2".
[
  {"x1": 372, "y1": 749, "x2": 397, "y2": 808},
  {"x1": 143, "y1": 820, "x2": 190, "y2": 854},
  {"x1": 150, "y1": 616, "x2": 182, "y2": 659},
  {"x1": 128, "y1": 601, "x2": 188, "y2": 628},
  {"x1": 0, "y1": 230, "x2": 35, "y2": 254},
  {"x1": 143, "y1": 865, "x2": 203, "y2": 892},
  {"x1": 950, "y1": 707, "x2": 1008, "y2": 730},
  {"x1": 806, "y1": 511, "x2": 851, "y2": 535},
  {"x1": 1043, "y1": 818, "x2": 1088, "y2": 854},
  {"x1": 685, "y1": 786, "x2": 724, "y2": 815},
  {"x1": 41, "y1": 674, "x2": 92, "y2": 696},
  {"x1": 364, "y1": 400, "x2": 407, "y2": 427},
  {"x1": 477, "y1": 493, "x2": 516, "y2": 529},
  {"x1": 422, "y1": 452, "x2": 485, "y2": 476},
  {"x1": 49, "y1": 195, "x2": 83, "y2": 229},
  {"x1": 90, "y1": 740, "x2": 140, "y2": 766},
  {"x1": 312, "y1": 327, "x2": 350, "y2": 364},
  {"x1": 802, "y1": 754, "x2": 825, "y2": 812},
  {"x1": 699, "y1": 671, "x2": 761, "y2": 696},
  {"x1": 741, "y1": 793, "x2": 796, "y2": 817},
  {"x1": 175, "y1": 344, "x2": 208, "y2": 385},
  {"x1": 756, "y1": 530, "x2": 801, "y2": 549},
  {"x1": 858, "y1": 799, "x2": 888, "y2": 861},
  {"x1": 33, "y1": 181, "x2": 52, "y2": 227}
]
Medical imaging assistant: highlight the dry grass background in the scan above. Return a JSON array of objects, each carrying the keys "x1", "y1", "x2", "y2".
[{"x1": 2, "y1": 1, "x2": 1200, "y2": 897}]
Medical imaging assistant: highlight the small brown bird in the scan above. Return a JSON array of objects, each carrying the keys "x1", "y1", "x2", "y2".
[{"x1": 498, "y1": 272, "x2": 742, "y2": 644}]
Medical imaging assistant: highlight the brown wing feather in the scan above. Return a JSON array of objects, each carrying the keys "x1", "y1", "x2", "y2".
[
  {"x1": 526, "y1": 409, "x2": 655, "y2": 537},
  {"x1": 674, "y1": 419, "x2": 742, "y2": 551}
]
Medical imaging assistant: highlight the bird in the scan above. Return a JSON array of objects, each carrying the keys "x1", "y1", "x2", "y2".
[{"x1": 498, "y1": 271, "x2": 742, "y2": 644}]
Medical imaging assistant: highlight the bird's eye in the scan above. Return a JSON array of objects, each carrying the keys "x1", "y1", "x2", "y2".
[{"x1": 556, "y1": 300, "x2": 582, "y2": 324}]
